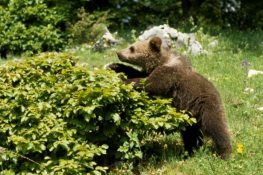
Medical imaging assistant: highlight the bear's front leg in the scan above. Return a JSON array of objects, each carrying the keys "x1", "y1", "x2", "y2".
[
  {"x1": 144, "y1": 66, "x2": 176, "y2": 96},
  {"x1": 106, "y1": 63, "x2": 148, "y2": 79}
]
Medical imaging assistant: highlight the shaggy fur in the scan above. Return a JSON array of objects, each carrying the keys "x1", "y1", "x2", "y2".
[{"x1": 109, "y1": 37, "x2": 231, "y2": 159}]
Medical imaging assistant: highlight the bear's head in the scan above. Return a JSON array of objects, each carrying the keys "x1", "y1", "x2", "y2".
[{"x1": 117, "y1": 37, "x2": 169, "y2": 74}]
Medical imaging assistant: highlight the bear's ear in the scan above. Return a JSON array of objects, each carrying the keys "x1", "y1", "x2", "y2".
[{"x1": 149, "y1": 37, "x2": 162, "y2": 52}]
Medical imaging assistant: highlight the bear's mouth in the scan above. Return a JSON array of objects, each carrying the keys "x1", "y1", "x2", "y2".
[
  {"x1": 118, "y1": 62, "x2": 143, "y2": 72},
  {"x1": 116, "y1": 52, "x2": 143, "y2": 71}
]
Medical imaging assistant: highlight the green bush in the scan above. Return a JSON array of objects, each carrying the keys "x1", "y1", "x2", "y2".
[
  {"x1": 0, "y1": 0, "x2": 70, "y2": 58},
  {"x1": 0, "y1": 1, "x2": 111, "y2": 57},
  {"x1": 0, "y1": 53, "x2": 194, "y2": 174},
  {"x1": 69, "y1": 8, "x2": 110, "y2": 45}
]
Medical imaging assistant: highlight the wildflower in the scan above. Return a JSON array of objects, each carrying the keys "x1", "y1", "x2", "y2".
[{"x1": 237, "y1": 143, "x2": 244, "y2": 154}]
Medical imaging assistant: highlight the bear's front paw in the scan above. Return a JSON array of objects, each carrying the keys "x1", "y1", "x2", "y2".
[{"x1": 104, "y1": 63, "x2": 122, "y2": 71}]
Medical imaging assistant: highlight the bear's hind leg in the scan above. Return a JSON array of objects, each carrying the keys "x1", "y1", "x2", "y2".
[{"x1": 202, "y1": 108, "x2": 231, "y2": 159}]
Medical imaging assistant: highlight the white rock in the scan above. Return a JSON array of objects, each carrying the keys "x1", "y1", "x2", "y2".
[
  {"x1": 188, "y1": 41, "x2": 203, "y2": 55},
  {"x1": 138, "y1": 24, "x2": 204, "y2": 56},
  {"x1": 138, "y1": 24, "x2": 176, "y2": 49},
  {"x1": 93, "y1": 27, "x2": 119, "y2": 50},
  {"x1": 248, "y1": 69, "x2": 263, "y2": 78},
  {"x1": 102, "y1": 30, "x2": 118, "y2": 45}
]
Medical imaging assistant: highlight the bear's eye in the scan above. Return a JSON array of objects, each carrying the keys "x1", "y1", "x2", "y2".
[{"x1": 129, "y1": 46, "x2": 135, "y2": 53}]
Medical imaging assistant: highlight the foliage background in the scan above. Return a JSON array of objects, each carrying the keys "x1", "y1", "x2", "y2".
[{"x1": 0, "y1": 0, "x2": 262, "y2": 57}]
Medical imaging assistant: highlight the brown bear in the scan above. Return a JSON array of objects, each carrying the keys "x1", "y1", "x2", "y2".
[{"x1": 108, "y1": 37, "x2": 231, "y2": 159}]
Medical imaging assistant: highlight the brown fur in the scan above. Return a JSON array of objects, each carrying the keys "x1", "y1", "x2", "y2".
[{"x1": 112, "y1": 37, "x2": 231, "y2": 159}]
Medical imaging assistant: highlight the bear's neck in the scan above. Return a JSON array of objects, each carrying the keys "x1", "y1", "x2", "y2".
[
  {"x1": 164, "y1": 55, "x2": 181, "y2": 67},
  {"x1": 161, "y1": 51, "x2": 183, "y2": 67}
]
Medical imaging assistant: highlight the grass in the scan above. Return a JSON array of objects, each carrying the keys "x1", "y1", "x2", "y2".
[
  {"x1": 1, "y1": 28, "x2": 262, "y2": 174},
  {"x1": 72, "y1": 29, "x2": 263, "y2": 175}
]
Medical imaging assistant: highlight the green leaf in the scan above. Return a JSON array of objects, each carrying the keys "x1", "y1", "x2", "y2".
[{"x1": 112, "y1": 113, "x2": 121, "y2": 124}]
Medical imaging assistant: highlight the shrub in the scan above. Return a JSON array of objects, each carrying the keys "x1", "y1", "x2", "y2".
[
  {"x1": 0, "y1": 0, "x2": 70, "y2": 58},
  {"x1": 0, "y1": 53, "x2": 194, "y2": 174},
  {"x1": 0, "y1": 1, "x2": 111, "y2": 57},
  {"x1": 69, "y1": 8, "x2": 110, "y2": 45}
]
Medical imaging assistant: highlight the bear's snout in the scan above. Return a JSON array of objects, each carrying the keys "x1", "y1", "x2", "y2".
[
  {"x1": 116, "y1": 52, "x2": 126, "y2": 61},
  {"x1": 116, "y1": 51, "x2": 122, "y2": 58}
]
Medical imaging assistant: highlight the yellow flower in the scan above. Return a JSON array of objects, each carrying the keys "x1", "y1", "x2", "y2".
[{"x1": 237, "y1": 143, "x2": 244, "y2": 154}]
